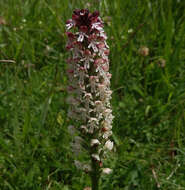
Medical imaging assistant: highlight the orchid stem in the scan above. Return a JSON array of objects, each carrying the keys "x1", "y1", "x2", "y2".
[{"x1": 91, "y1": 159, "x2": 100, "y2": 190}]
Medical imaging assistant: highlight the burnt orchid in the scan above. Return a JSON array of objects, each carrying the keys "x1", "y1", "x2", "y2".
[{"x1": 66, "y1": 9, "x2": 114, "y2": 189}]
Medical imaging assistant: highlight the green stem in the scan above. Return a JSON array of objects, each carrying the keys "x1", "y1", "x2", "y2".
[{"x1": 91, "y1": 159, "x2": 100, "y2": 190}]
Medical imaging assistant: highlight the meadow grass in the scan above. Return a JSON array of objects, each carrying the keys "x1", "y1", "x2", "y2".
[{"x1": 0, "y1": 0, "x2": 185, "y2": 189}]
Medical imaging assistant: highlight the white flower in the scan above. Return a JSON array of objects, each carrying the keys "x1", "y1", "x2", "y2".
[
  {"x1": 74, "y1": 160, "x2": 91, "y2": 172},
  {"x1": 84, "y1": 93, "x2": 92, "y2": 100},
  {"x1": 68, "y1": 125, "x2": 76, "y2": 135},
  {"x1": 84, "y1": 93, "x2": 92, "y2": 110},
  {"x1": 102, "y1": 121, "x2": 112, "y2": 130},
  {"x1": 87, "y1": 117, "x2": 99, "y2": 133},
  {"x1": 74, "y1": 160, "x2": 83, "y2": 169},
  {"x1": 91, "y1": 139, "x2": 101, "y2": 146},
  {"x1": 74, "y1": 135, "x2": 83, "y2": 143},
  {"x1": 100, "y1": 31, "x2": 107, "y2": 40},
  {"x1": 102, "y1": 168, "x2": 112, "y2": 174},
  {"x1": 103, "y1": 109, "x2": 112, "y2": 120},
  {"x1": 80, "y1": 56, "x2": 94, "y2": 70},
  {"x1": 78, "y1": 67, "x2": 85, "y2": 84},
  {"x1": 78, "y1": 107, "x2": 88, "y2": 121},
  {"x1": 105, "y1": 90, "x2": 112, "y2": 98},
  {"x1": 91, "y1": 154, "x2": 100, "y2": 161},
  {"x1": 95, "y1": 64, "x2": 106, "y2": 78},
  {"x1": 104, "y1": 140, "x2": 114, "y2": 150},
  {"x1": 88, "y1": 125, "x2": 94, "y2": 134},
  {"x1": 98, "y1": 84, "x2": 106, "y2": 99},
  {"x1": 71, "y1": 136, "x2": 83, "y2": 155},
  {"x1": 95, "y1": 101, "x2": 103, "y2": 112},
  {"x1": 72, "y1": 47, "x2": 82, "y2": 59},
  {"x1": 88, "y1": 117, "x2": 99, "y2": 128},
  {"x1": 90, "y1": 76, "x2": 98, "y2": 93},
  {"x1": 104, "y1": 41, "x2": 109, "y2": 48},
  {"x1": 67, "y1": 108, "x2": 79, "y2": 120},
  {"x1": 77, "y1": 32, "x2": 85, "y2": 42},
  {"x1": 92, "y1": 22, "x2": 103, "y2": 31},
  {"x1": 103, "y1": 130, "x2": 112, "y2": 139},
  {"x1": 80, "y1": 125, "x2": 88, "y2": 133},
  {"x1": 88, "y1": 41, "x2": 98, "y2": 52},
  {"x1": 105, "y1": 113, "x2": 114, "y2": 124},
  {"x1": 84, "y1": 187, "x2": 91, "y2": 190},
  {"x1": 71, "y1": 143, "x2": 81, "y2": 156},
  {"x1": 83, "y1": 164, "x2": 91, "y2": 172},
  {"x1": 66, "y1": 22, "x2": 74, "y2": 30},
  {"x1": 66, "y1": 96, "x2": 79, "y2": 105}
]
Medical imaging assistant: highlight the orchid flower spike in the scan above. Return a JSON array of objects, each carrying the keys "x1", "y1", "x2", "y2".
[{"x1": 66, "y1": 9, "x2": 114, "y2": 189}]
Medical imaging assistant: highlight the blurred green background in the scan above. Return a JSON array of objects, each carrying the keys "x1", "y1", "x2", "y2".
[{"x1": 0, "y1": 0, "x2": 185, "y2": 189}]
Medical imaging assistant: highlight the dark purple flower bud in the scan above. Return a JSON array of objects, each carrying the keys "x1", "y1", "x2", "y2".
[
  {"x1": 80, "y1": 26, "x2": 88, "y2": 33},
  {"x1": 66, "y1": 32, "x2": 75, "y2": 39},
  {"x1": 66, "y1": 44, "x2": 74, "y2": 50}
]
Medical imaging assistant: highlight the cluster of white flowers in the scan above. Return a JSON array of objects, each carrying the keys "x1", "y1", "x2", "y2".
[{"x1": 66, "y1": 9, "x2": 114, "y2": 174}]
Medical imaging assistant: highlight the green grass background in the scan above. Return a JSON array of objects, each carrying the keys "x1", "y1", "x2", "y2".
[{"x1": 0, "y1": 0, "x2": 185, "y2": 189}]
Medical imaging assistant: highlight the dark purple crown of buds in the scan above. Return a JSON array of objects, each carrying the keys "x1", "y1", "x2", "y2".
[{"x1": 66, "y1": 9, "x2": 101, "y2": 33}]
